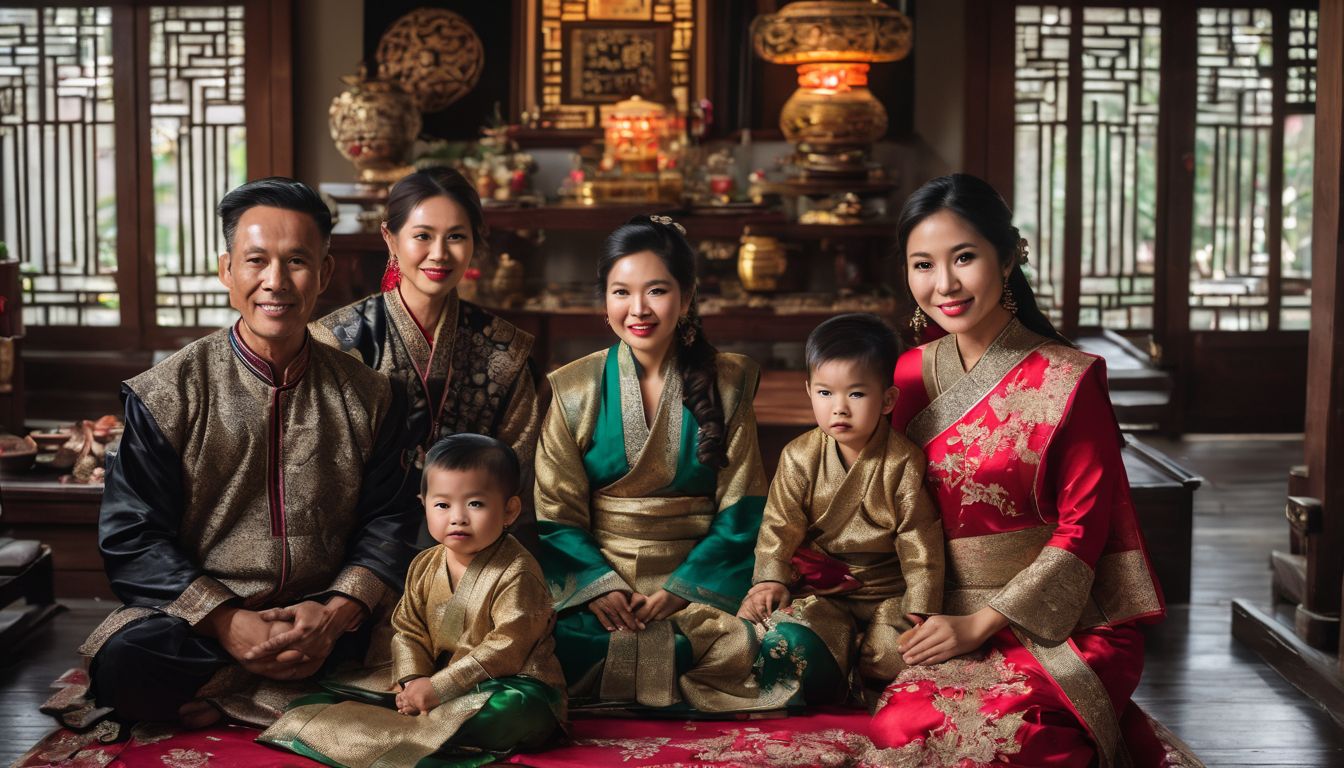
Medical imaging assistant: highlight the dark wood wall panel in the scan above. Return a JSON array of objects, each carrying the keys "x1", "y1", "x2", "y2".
[{"x1": 1184, "y1": 331, "x2": 1308, "y2": 432}]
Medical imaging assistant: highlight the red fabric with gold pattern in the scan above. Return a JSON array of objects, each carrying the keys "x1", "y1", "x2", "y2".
[{"x1": 878, "y1": 324, "x2": 1172, "y2": 767}]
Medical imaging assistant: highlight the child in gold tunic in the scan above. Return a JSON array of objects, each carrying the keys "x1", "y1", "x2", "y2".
[
  {"x1": 738, "y1": 314, "x2": 945, "y2": 703},
  {"x1": 260, "y1": 434, "x2": 565, "y2": 768}
]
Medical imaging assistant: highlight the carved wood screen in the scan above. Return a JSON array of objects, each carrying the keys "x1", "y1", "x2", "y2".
[
  {"x1": 1010, "y1": 1, "x2": 1317, "y2": 336},
  {"x1": 1015, "y1": 6, "x2": 1162, "y2": 331},
  {"x1": 0, "y1": 8, "x2": 120, "y2": 327},
  {"x1": 535, "y1": 0, "x2": 696, "y2": 129}
]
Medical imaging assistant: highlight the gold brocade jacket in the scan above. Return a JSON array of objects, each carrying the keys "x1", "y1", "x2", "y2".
[
  {"x1": 536, "y1": 346, "x2": 768, "y2": 613},
  {"x1": 391, "y1": 535, "x2": 566, "y2": 706},
  {"x1": 312, "y1": 289, "x2": 538, "y2": 465},
  {"x1": 82, "y1": 325, "x2": 419, "y2": 658},
  {"x1": 752, "y1": 422, "x2": 944, "y2": 679},
  {"x1": 753, "y1": 421, "x2": 944, "y2": 616}
]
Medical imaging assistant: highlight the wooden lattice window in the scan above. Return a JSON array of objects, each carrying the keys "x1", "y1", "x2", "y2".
[
  {"x1": 1013, "y1": 5, "x2": 1162, "y2": 332},
  {"x1": 0, "y1": 7, "x2": 120, "y2": 327},
  {"x1": 149, "y1": 5, "x2": 246, "y2": 328},
  {"x1": 0, "y1": 2, "x2": 285, "y2": 349},
  {"x1": 1188, "y1": 6, "x2": 1317, "y2": 331},
  {"x1": 1011, "y1": 2, "x2": 1316, "y2": 336}
]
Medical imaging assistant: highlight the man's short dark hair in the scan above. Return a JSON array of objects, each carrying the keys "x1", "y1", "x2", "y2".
[
  {"x1": 216, "y1": 176, "x2": 333, "y2": 251},
  {"x1": 421, "y1": 433, "x2": 522, "y2": 498},
  {"x1": 805, "y1": 313, "x2": 902, "y2": 384}
]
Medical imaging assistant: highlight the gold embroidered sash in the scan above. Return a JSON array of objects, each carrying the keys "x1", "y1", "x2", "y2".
[{"x1": 591, "y1": 493, "x2": 715, "y2": 596}]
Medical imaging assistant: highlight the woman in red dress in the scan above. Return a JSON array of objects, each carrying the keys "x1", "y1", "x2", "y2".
[{"x1": 870, "y1": 174, "x2": 1171, "y2": 767}]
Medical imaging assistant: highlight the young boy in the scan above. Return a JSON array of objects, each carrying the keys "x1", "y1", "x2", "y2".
[
  {"x1": 261, "y1": 434, "x2": 566, "y2": 765},
  {"x1": 738, "y1": 313, "x2": 944, "y2": 701}
]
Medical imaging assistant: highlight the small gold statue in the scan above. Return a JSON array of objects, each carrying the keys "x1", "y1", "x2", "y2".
[{"x1": 490, "y1": 253, "x2": 526, "y2": 308}]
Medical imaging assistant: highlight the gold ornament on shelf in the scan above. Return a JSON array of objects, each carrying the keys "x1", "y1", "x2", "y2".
[
  {"x1": 737, "y1": 230, "x2": 791, "y2": 293},
  {"x1": 582, "y1": 96, "x2": 683, "y2": 205},
  {"x1": 329, "y1": 65, "x2": 421, "y2": 184},
  {"x1": 751, "y1": 1, "x2": 912, "y2": 175},
  {"x1": 491, "y1": 253, "x2": 526, "y2": 308},
  {"x1": 376, "y1": 8, "x2": 484, "y2": 114}
]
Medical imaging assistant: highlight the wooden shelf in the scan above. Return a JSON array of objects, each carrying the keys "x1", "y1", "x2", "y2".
[
  {"x1": 510, "y1": 127, "x2": 602, "y2": 149},
  {"x1": 332, "y1": 206, "x2": 896, "y2": 241}
]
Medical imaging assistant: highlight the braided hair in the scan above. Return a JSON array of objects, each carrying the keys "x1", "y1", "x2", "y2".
[{"x1": 598, "y1": 216, "x2": 727, "y2": 468}]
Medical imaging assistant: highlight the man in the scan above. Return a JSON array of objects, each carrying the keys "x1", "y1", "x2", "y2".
[{"x1": 81, "y1": 178, "x2": 417, "y2": 728}]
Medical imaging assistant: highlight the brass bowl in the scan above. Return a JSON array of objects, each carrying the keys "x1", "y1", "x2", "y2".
[
  {"x1": 0, "y1": 434, "x2": 38, "y2": 474},
  {"x1": 29, "y1": 427, "x2": 73, "y2": 452}
]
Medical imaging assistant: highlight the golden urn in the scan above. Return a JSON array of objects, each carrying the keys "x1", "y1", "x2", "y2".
[
  {"x1": 738, "y1": 230, "x2": 791, "y2": 293},
  {"x1": 751, "y1": 0, "x2": 912, "y2": 175},
  {"x1": 329, "y1": 66, "x2": 422, "y2": 184}
]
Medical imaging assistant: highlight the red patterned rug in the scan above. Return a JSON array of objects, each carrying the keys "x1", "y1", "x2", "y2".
[
  {"x1": 14, "y1": 710, "x2": 881, "y2": 768},
  {"x1": 20, "y1": 666, "x2": 1203, "y2": 768},
  {"x1": 15, "y1": 710, "x2": 1205, "y2": 768}
]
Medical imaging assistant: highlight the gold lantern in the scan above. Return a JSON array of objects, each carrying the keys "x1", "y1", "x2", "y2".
[
  {"x1": 751, "y1": 1, "x2": 912, "y2": 175},
  {"x1": 603, "y1": 96, "x2": 667, "y2": 174},
  {"x1": 581, "y1": 96, "x2": 683, "y2": 205}
]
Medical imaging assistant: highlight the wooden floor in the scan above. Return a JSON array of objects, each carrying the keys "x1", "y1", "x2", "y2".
[
  {"x1": 1134, "y1": 436, "x2": 1344, "y2": 766},
  {"x1": 0, "y1": 436, "x2": 1341, "y2": 766}
]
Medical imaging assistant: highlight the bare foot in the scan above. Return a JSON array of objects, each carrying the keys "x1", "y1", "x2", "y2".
[{"x1": 178, "y1": 699, "x2": 223, "y2": 730}]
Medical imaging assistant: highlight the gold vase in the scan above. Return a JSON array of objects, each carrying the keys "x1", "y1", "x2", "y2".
[
  {"x1": 329, "y1": 67, "x2": 422, "y2": 184},
  {"x1": 779, "y1": 68, "x2": 888, "y2": 173},
  {"x1": 738, "y1": 232, "x2": 790, "y2": 293}
]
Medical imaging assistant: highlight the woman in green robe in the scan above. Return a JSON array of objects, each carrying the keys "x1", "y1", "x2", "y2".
[{"x1": 536, "y1": 215, "x2": 808, "y2": 712}]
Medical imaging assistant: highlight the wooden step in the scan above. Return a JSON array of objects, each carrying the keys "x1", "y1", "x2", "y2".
[
  {"x1": 1270, "y1": 550, "x2": 1307, "y2": 606},
  {"x1": 1232, "y1": 599, "x2": 1344, "y2": 728},
  {"x1": 1075, "y1": 328, "x2": 1173, "y2": 432}
]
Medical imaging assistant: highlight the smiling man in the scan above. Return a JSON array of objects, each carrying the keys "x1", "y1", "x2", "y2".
[{"x1": 80, "y1": 178, "x2": 418, "y2": 729}]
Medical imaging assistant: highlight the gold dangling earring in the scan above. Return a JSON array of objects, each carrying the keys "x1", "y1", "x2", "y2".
[
  {"x1": 1000, "y1": 279, "x2": 1018, "y2": 314},
  {"x1": 678, "y1": 315, "x2": 697, "y2": 347},
  {"x1": 909, "y1": 306, "x2": 927, "y2": 337}
]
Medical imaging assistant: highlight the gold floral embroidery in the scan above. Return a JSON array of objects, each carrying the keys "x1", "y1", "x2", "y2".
[
  {"x1": 683, "y1": 729, "x2": 855, "y2": 766},
  {"x1": 160, "y1": 748, "x2": 211, "y2": 768},
  {"x1": 36, "y1": 732, "x2": 90, "y2": 763},
  {"x1": 961, "y1": 479, "x2": 1017, "y2": 517},
  {"x1": 57, "y1": 750, "x2": 117, "y2": 768},
  {"x1": 872, "y1": 650, "x2": 1030, "y2": 768},
  {"x1": 926, "y1": 350, "x2": 1086, "y2": 518},
  {"x1": 572, "y1": 719, "x2": 1037, "y2": 768},
  {"x1": 573, "y1": 737, "x2": 672, "y2": 760},
  {"x1": 130, "y1": 723, "x2": 177, "y2": 745}
]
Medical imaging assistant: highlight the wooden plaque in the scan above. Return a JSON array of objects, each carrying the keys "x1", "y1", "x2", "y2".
[{"x1": 564, "y1": 24, "x2": 672, "y2": 105}]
